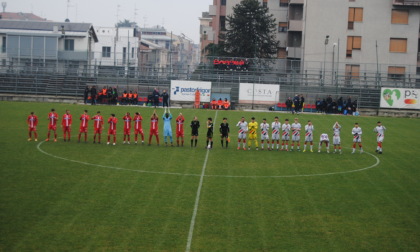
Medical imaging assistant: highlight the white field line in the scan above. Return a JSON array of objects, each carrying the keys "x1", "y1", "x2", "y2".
[
  {"x1": 37, "y1": 141, "x2": 380, "y2": 179},
  {"x1": 185, "y1": 110, "x2": 218, "y2": 252}
]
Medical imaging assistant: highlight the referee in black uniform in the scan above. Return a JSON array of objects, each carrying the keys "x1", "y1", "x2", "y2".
[
  {"x1": 220, "y1": 117, "x2": 230, "y2": 148},
  {"x1": 190, "y1": 116, "x2": 200, "y2": 147}
]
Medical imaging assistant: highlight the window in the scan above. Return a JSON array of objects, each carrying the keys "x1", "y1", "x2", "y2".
[
  {"x1": 1, "y1": 37, "x2": 5, "y2": 53},
  {"x1": 278, "y1": 22, "x2": 288, "y2": 32},
  {"x1": 221, "y1": 0, "x2": 226, "y2": 6},
  {"x1": 220, "y1": 16, "x2": 226, "y2": 31},
  {"x1": 392, "y1": 9, "x2": 409, "y2": 24},
  {"x1": 263, "y1": 0, "x2": 268, "y2": 8},
  {"x1": 346, "y1": 36, "x2": 362, "y2": 57},
  {"x1": 345, "y1": 64, "x2": 360, "y2": 79},
  {"x1": 388, "y1": 66, "x2": 405, "y2": 80},
  {"x1": 102, "y1": 46, "x2": 111, "y2": 57},
  {"x1": 389, "y1": 38, "x2": 407, "y2": 53},
  {"x1": 277, "y1": 47, "x2": 287, "y2": 59},
  {"x1": 348, "y1": 8, "x2": 363, "y2": 29},
  {"x1": 280, "y1": 0, "x2": 288, "y2": 7},
  {"x1": 64, "y1": 39, "x2": 74, "y2": 51}
]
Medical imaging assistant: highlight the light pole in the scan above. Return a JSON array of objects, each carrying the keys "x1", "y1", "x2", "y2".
[
  {"x1": 332, "y1": 42, "x2": 337, "y2": 86},
  {"x1": 323, "y1": 35, "x2": 329, "y2": 86}
]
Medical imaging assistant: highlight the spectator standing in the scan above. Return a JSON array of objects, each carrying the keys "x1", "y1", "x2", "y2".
[
  {"x1": 161, "y1": 90, "x2": 170, "y2": 108},
  {"x1": 293, "y1": 94, "x2": 300, "y2": 114},
  {"x1": 84, "y1": 86, "x2": 90, "y2": 104},
  {"x1": 300, "y1": 94, "x2": 305, "y2": 113},
  {"x1": 286, "y1": 97, "x2": 293, "y2": 112},
  {"x1": 153, "y1": 88, "x2": 160, "y2": 108},
  {"x1": 90, "y1": 86, "x2": 97, "y2": 105}
]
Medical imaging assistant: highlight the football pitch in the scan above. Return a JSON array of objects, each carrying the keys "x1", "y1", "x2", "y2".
[{"x1": 0, "y1": 101, "x2": 419, "y2": 251}]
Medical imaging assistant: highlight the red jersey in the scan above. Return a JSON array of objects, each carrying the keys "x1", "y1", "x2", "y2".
[
  {"x1": 27, "y1": 115, "x2": 38, "y2": 128},
  {"x1": 48, "y1": 112, "x2": 58, "y2": 126},
  {"x1": 134, "y1": 115, "x2": 143, "y2": 130},
  {"x1": 80, "y1": 114, "x2": 90, "y2": 128},
  {"x1": 92, "y1": 115, "x2": 104, "y2": 129},
  {"x1": 123, "y1": 115, "x2": 132, "y2": 130},
  {"x1": 108, "y1": 117, "x2": 118, "y2": 130},
  {"x1": 150, "y1": 117, "x2": 159, "y2": 131},
  {"x1": 62, "y1": 114, "x2": 72, "y2": 127},
  {"x1": 176, "y1": 116, "x2": 185, "y2": 133}
]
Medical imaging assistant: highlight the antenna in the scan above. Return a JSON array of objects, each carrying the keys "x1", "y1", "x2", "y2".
[
  {"x1": 133, "y1": 4, "x2": 138, "y2": 24},
  {"x1": 1, "y1": 2, "x2": 7, "y2": 13},
  {"x1": 116, "y1": 4, "x2": 121, "y2": 24},
  {"x1": 66, "y1": 0, "x2": 70, "y2": 20}
]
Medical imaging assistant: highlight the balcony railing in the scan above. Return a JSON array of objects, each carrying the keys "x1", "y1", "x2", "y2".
[
  {"x1": 58, "y1": 51, "x2": 90, "y2": 61},
  {"x1": 393, "y1": 0, "x2": 420, "y2": 6},
  {"x1": 288, "y1": 20, "x2": 303, "y2": 31}
]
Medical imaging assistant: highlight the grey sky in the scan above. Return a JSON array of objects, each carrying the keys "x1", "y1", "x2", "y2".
[{"x1": 6, "y1": 0, "x2": 211, "y2": 43}]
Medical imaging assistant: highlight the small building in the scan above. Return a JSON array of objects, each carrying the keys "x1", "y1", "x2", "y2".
[{"x1": 0, "y1": 20, "x2": 98, "y2": 74}]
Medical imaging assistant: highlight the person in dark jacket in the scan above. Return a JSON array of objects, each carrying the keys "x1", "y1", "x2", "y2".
[
  {"x1": 293, "y1": 94, "x2": 300, "y2": 114},
  {"x1": 299, "y1": 94, "x2": 305, "y2": 112},
  {"x1": 90, "y1": 86, "x2": 97, "y2": 105},
  {"x1": 152, "y1": 88, "x2": 160, "y2": 108},
  {"x1": 161, "y1": 90, "x2": 169, "y2": 108},
  {"x1": 285, "y1": 97, "x2": 293, "y2": 112},
  {"x1": 84, "y1": 86, "x2": 90, "y2": 104}
]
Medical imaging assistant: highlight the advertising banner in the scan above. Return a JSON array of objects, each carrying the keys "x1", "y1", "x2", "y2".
[
  {"x1": 380, "y1": 88, "x2": 420, "y2": 110},
  {"x1": 239, "y1": 83, "x2": 280, "y2": 104},
  {"x1": 170, "y1": 80, "x2": 212, "y2": 102}
]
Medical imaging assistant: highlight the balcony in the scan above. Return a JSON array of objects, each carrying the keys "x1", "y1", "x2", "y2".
[
  {"x1": 289, "y1": 0, "x2": 304, "y2": 4},
  {"x1": 58, "y1": 50, "x2": 90, "y2": 61},
  {"x1": 288, "y1": 20, "x2": 303, "y2": 32},
  {"x1": 287, "y1": 47, "x2": 302, "y2": 59},
  {"x1": 393, "y1": 0, "x2": 420, "y2": 6}
]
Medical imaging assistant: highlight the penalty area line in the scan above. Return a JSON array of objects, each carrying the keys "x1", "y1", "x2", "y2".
[{"x1": 185, "y1": 110, "x2": 218, "y2": 252}]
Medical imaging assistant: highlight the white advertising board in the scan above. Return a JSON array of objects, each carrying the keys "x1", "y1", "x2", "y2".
[
  {"x1": 170, "y1": 80, "x2": 212, "y2": 102},
  {"x1": 239, "y1": 83, "x2": 280, "y2": 104},
  {"x1": 380, "y1": 88, "x2": 420, "y2": 110}
]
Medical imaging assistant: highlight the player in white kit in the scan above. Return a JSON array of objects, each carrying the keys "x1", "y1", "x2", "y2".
[
  {"x1": 260, "y1": 118, "x2": 270, "y2": 150},
  {"x1": 236, "y1": 117, "x2": 248, "y2": 150},
  {"x1": 303, "y1": 120, "x2": 314, "y2": 152},
  {"x1": 290, "y1": 118, "x2": 301, "y2": 151},
  {"x1": 332, "y1": 122, "x2": 342, "y2": 154},
  {"x1": 373, "y1": 121, "x2": 386, "y2": 154},
  {"x1": 352, "y1": 122, "x2": 363, "y2": 154},
  {"x1": 281, "y1": 119, "x2": 291, "y2": 151},
  {"x1": 271, "y1": 116, "x2": 281, "y2": 151},
  {"x1": 318, "y1": 133, "x2": 330, "y2": 153}
]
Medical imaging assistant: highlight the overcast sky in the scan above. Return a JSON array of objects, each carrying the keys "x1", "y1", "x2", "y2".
[{"x1": 6, "y1": 0, "x2": 211, "y2": 43}]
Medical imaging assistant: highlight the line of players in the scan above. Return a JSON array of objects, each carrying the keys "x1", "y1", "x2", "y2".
[{"x1": 26, "y1": 110, "x2": 386, "y2": 154}]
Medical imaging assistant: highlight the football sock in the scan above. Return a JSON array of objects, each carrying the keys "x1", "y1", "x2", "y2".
[
  {"x1": 211, "y1": 141, "x2": 213, "y2": 148},
  {"x1": 191, "y1": 139, "x2": 193, "y2": 147},
  {"x1": 195, "y1": 139, "x2": 197, "y2": 147},
  {"x1": 226, "y1": 140, "x2": 228, "y2": 148},
  {"x1": 221, "y1": 140, "x2": 224, "y2": 147}
]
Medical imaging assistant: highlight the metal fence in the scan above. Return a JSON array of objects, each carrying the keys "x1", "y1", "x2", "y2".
[{"x1": 1, "y1": 56, "x2": 418, "y2": 109}]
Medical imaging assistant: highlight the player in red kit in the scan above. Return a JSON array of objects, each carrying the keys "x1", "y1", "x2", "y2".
[
  {"x1": 78, "y1": 110, "x2": 90, "y2": 143},
  {"x1": 92, "y1": 111, "x2": 104, "y2": 144},
  {"x1": 61, "y1": 110, "x2": 72, "y2": 142},
  {"x1": 46, "y1": 108, "x2": 58, "y2": 142},
  {"x1": 27, "y1": 112, "x2": 38, "y2": 141},
  {"x1": 176, "y1": 112, "x2": 185, "y2": 147},
  {"x1": 133, "y1": 112, "x2": 144, "y2": 144},
  {"x1": 122, "y1": 112, "x2": 132, "y2": 144},
  {"x1": 148, "y1": 109, "x2": 160, "y2": 146},
  {"x1": 107, "y1": 114, "x2": 118, "y2": 145}
]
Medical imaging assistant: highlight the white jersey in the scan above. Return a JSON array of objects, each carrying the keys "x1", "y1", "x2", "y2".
[
  {"x1": 282, "y1": 123, "x2": 291, "y2": 140},
  {"x1": 237, "y1": 121, "x2": 248, "y2": 139},
  {"x1": 374, "y1": 125, "x2": 386, "y2": 142},
  {"x1": 352, "y1": 127, "x2": 362, "y2": 142},
  {"x1": 260, "y1": 122, "x2": 270, "y2": 140},
  {"x1": 271, "y1": 121, "x2": 281, "y2": 140},
  {"x1": 291, "y1": 123, "x2": 301, "y2": 141},
  {"x1": 305, "y1": 124, "x2": 314, "y2": 142},
  {"x1": 320, "y1": 133, "x2": 330, "y2": 142},
  {"x1": 333, "y1": 124, "x2": 342, "y2": 145}
]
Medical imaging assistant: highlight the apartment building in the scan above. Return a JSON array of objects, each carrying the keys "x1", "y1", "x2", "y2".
[
  {"x1": 93, "y1": 26, "x2": 139, "y2": 75},
  {"x1": 202, "y1": 0, "x2": 420, "y2": 81}
]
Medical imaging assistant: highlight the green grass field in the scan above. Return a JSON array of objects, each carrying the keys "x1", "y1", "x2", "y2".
[{"x1": 0, "y1": 101, "x2": 419, "y2": 251}]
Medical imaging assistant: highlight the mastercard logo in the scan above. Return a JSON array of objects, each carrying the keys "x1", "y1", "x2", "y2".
[{"x1": 404, "y1": 99, "x2": 417, "y2": 105}]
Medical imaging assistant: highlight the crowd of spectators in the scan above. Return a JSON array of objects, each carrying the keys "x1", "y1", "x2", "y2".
[{"x1": 315, "y1": 96, "x2": 357, "y2": 115}]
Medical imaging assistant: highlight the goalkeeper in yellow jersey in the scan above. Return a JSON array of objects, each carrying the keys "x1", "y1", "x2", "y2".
[{"x1": 248, "y1": 117, "x2": 259, "y2": 150}]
